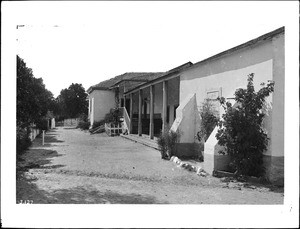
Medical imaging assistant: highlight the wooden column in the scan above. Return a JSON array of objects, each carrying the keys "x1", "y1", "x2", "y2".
[
  {"x1": 129, "y1": 93, "x2": 133, "y2": 134},
  {"x1": 138, "y1": 89, "x2": 143, "y2": 136},
  {"x1": 162, "y1": 81, "x2": 168, "y2": 133},
  {"x1": 123, "y1": 83, "x2": 126, "y2": 108},
  {"x1": 149, "y1": 85, "x2": 154, "y2": 139},
  {"x1": 123, "y1": 94, "x2": 126, "y2": 108}
]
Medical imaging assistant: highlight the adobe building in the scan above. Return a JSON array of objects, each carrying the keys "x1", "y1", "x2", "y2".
[{"x1": 87, "y1": 27, "x2": 284, "y2": 185}]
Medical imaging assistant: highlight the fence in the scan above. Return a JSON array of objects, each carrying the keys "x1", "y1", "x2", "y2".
[
  {"x1": 63, "y1": 118, "x2": 79, "y2": 127},
  {"x1": 29, "y1": 127, "x2": 41, "y2": 141},
  {"x1": 104, "y1": 123, "x2": 123, "y2": 136}
]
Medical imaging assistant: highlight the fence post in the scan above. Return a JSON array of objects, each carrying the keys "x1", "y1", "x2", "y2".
[{"x1": 42, "y1": 130, "x2": 45, "y2": 145}]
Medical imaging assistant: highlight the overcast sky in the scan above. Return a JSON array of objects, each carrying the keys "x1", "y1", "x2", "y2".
[{"x1": 11, "y1": 1, "x2": 293, "y2": 97}]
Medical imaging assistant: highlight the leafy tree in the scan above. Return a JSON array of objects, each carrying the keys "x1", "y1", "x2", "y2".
[
  {"x1": 17, "y1": 55, "x2": 55, "y2": 154},
  {"x1": 197, "y1": 99, "x2": 219, "y2": 143},
  {"x1": 216, "y1": 73, "x2": 274, "y2": 177},
  {"x1": 56, "y1": 83, "x2": 88, "y2": 118},
  {"x1": 17, "y1": 55, "x2": 54, "y2": 127}
]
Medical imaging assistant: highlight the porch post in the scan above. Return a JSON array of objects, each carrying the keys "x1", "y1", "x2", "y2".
[
  {"x1": 123, "y1": 94, "x2": 126, "y2": 108},
  {"x1": 138, "y1": 89, "x2": 143, "y2": 136},
  {"x1": 129, "y1": 93, "x2": 133, "y2": 134},
  {"x1": 162, "y1": 80, "x2": 168, "y2": 133},
  {"x1": 149, "y1": 85, "x2": 154, "y2": 139}
]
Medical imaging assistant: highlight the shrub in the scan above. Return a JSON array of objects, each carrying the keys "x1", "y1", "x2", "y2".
[
  {"x1": 17, "y1": 126, "x2": 32, "y2": 155},
  {"x1": 104, "y1": 108, "x2": 122, "y2": 125},
  {"x1": 216, "y1": 73, "x2": 274, "y2": 177},
  {"x1": 197, "y1": 99, "x2": 219, "y2": 143},
  {"x1": 157, "y1": 129, "x2": 180, "y2": 159},
  {"x1": 78, "y1": 113, "x2": 88, "y2": 122},
  {"x1": 77, "y1": 120, "x2": 90, "y2": 130},
  {"x1": 36, "y1": 118, "x2": 49, "y2": 131}
]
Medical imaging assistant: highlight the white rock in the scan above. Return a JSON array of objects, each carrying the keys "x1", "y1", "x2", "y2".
[
  {"x1": 196, "y1": 167, "x2": 204, "y2": 174},
  {"x1": 175, "y1": 159, "x2": 181, "y2": 164}
]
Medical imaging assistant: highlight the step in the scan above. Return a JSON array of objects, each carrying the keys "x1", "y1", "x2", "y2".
[{"x1": 121, "y1": 134, "x2": 159, "y2": 150}]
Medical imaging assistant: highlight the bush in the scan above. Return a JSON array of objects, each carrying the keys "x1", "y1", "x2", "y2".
[
  {"x1": 78, "y1": 113, "x2": 88, "y2": 122},
  {"x1": 77, "y1": 120, "x2": 90, "y2": 130},
  {"x1": 157, "y1": 129, "x2": 180, "y2": 159},
  {"x1": 17, "y1": 127, "x2": 32, "y2": 155},
  {"x1": 36, "y1": 118, "x2": 49, "y2": 131},
  {"x1": 104, "y1": 108, "x2": 122, "y2": 125},
  {"x1": 197, "y1": 99, "x2": 219, "y2": 143},
  {"x1": 216, "y1": 73, "x2": 274, "y2": 177}
]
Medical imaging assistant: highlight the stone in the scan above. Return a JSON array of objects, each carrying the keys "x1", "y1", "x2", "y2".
[
  {"x1": 196, "y1": 167, "x2": 204, "y2": 175},
  {"x1": 175, "y1": 158, "x2": 182, "y2": 165},
  {"x1": 199, "y1": 171, "x2": 207, "y2": 177}
]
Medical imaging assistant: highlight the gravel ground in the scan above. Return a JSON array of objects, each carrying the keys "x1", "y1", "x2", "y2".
[{"x1": 16, "y1": 127, "x2": 284, "y2": 204}]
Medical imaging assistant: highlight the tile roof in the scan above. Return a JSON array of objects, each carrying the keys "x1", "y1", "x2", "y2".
[
  {"x1": 124, "y1": 62, "x2": 193, "y2": 94},
  {"x1": 87, "y1": 72, "x2": 163, "y2": 93}
]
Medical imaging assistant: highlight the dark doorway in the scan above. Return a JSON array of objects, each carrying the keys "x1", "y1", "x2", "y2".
[{"x1": 125, "y1": 98, "x2": 130, "y2": 115}]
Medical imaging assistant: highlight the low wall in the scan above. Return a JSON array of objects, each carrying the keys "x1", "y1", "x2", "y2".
[{"x1": 29, "y1": 128, "x2": 41, "y2": 141}]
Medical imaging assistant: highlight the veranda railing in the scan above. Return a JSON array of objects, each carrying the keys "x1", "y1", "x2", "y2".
[
  {"x1": 119, "y1": 107, "x2": 130, "y2": 134},
  {"x1": 104, "y1": 123, "x2": 123, "y2": 136}
]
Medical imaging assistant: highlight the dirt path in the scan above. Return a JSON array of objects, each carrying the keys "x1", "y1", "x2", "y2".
[{"x1": 17, "y1": 127, "x2": 284, "y2": 204}]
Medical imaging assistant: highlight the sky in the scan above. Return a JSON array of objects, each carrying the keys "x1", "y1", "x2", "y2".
[
  {"x1": 2, "y1": 1, "x2": 300, "y2": 228},
  {"x1": 11, "y1": 1, "x2": 292, "y2": 97}
]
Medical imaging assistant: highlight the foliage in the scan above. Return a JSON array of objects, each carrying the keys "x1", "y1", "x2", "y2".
[
  {"x1": 216, "y1": 73, "x2": 274, "y2": 177},
  {"x1": 17, "y1": 55, "x2": 54, "y2": 154},
  {"x1": 17, "y1": 55, "x2": 54, "y2": 128},
  {"x1": 16, "y1": 127, "x2": 32, "y2": 155},
  {"x1": 77, "y1": 120, "x2": 90, "y2": 130},
  {"x1": 104, "y1": 108, "x2": 122, "y2": 125},
  {"x1": 35, "y1": 117, "x2": 49, "y2": 131},
  {"x1": 197, "y1": 99, "x2": 219, "y2": 143},
  {"x1": 157, "y1": 128, "x2": 180, "y2": 159},
  {"x1": 78, "y1": 113, "x2": 88, "y2": 122},
  {"x1": 56, "y1": 83, "x2": 88, "y2": 118}
]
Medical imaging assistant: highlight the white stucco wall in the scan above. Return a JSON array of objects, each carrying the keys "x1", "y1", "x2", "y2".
[
  {"x1": 88, "y1": 89, "x2": 116, "y2": 126},
  {"x1": 179, "y1": 33, "x2": 284, "y2": 157}
]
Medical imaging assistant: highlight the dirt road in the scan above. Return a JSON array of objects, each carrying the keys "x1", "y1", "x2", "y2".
[{"x1": 17, "y1": 127, "x2": 284, "y2": 204}]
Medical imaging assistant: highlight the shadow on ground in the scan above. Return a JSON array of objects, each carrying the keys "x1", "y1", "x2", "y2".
[
  {"x1": 18, "y1": 148, "x2": 64, "y2": 167},
  {"x1": 33, "y1": 134, "x2": 64, "y2": 147},
  {"x1": 219, "y1": 176, "x2": 284, "y2": 194},
  {"x1": 17, "y1": 129, "x2": 66, "y2": 175},
  {"x1": 17, "y1": 177, "x2": 167, "y2": 204},
  {"x1": 63, "y1": 127, "x2": 77, "y2": 130}
]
